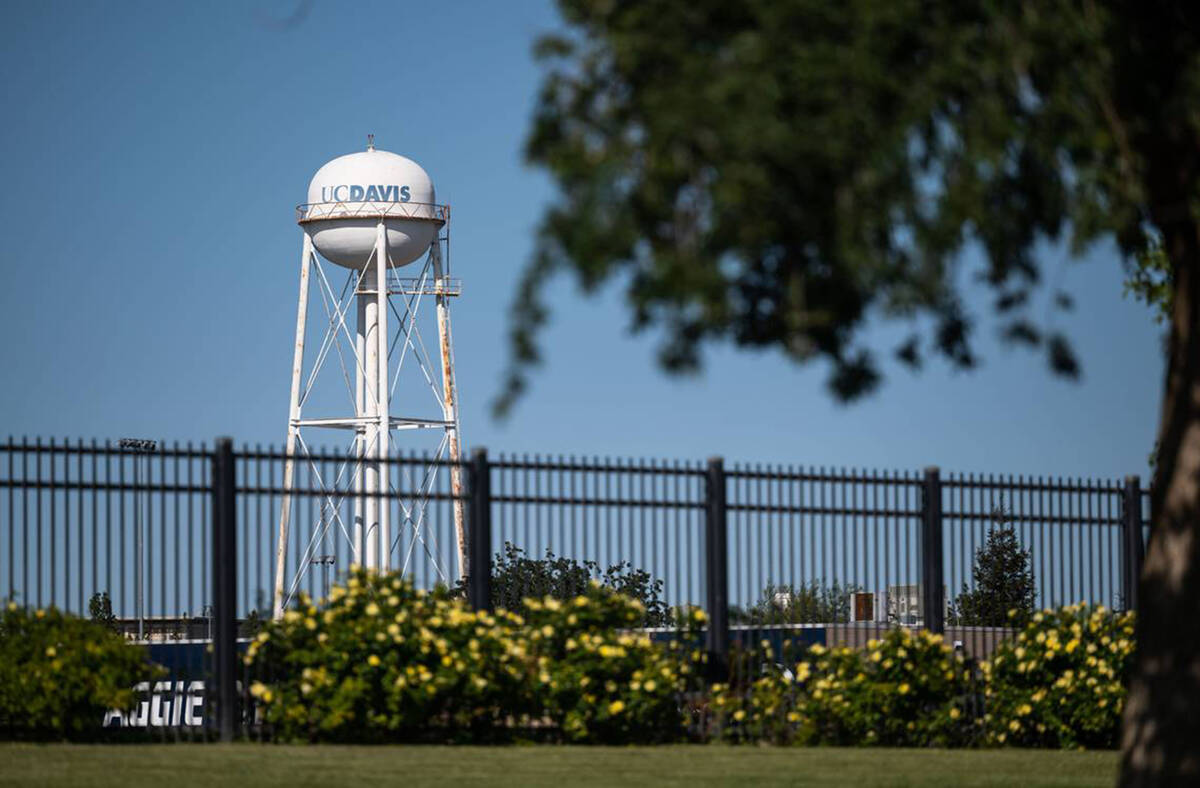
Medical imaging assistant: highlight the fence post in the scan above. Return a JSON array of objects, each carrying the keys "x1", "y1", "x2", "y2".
[
  {"x1": 1122, "y1": 475, "x2": 1144, "y2": 613},
  {"x1": 211, "y1": 437, "x2": 237, "y2": 742},
  {"x1": 468, "y1": 448, "x2": 492, "y2": 612},
  {"x1": 705, "y1": 456, "x2": 729, "y2": 677},
  {"x1": 921, "y1": 466, "x2": 945, "y2": 635}
]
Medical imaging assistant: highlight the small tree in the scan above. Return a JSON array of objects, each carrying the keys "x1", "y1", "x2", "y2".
[
  {"x1": 949, "y1": 525, "x2": 1036, "y2": 628},
  {"x1": 87, "y1": 591, "x2": 118, "y2": 634}
]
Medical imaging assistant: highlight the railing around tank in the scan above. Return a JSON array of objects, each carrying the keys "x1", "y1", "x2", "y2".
[{"x1": 295, "y1": 200, "x2": 448, "y2": 224}]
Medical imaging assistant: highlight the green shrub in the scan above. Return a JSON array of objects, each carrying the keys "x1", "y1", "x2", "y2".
[
  {"x1": 0, "y1": 602, "x2": 156, "y2": 740},
  {"x1": 248, "y1": 579, "x2": 1129, "y2": 749},
  {"x1": 710, "y1": 628, "x2": 978, "y2": 747},
  {"x1": 247, "y1": 572, "x2": 529, "y2": 742},
  {"x1": 519, "y1": 588, "x2": 698, "y2": 742},
  {"x1": 982, "y1": 603, "x2": 1135, "y2": 748},
  {"x1": 247, "y1": 569, "x2": 696, "y2": 743}
]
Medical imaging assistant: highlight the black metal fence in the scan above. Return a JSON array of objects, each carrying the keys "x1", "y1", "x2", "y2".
[{"x1": 0, "y1": 436, "x2": 1150, "y2": 737}]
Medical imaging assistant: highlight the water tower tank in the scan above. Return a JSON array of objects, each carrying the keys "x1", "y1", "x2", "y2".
[{"x1": 299, "y1": 146, "x2": 440, "y2": 269}]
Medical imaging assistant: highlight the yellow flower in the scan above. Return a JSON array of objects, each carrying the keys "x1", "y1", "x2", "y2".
[
  {"x1": 1009, "y1": 720, "x2": 1021, "y2": 732},
  {"x1": 44, "y1": 646, "x2": 56, "y2": 658},
  {"x1": 368, "y1": 655, "x2": 381, "y2": 667},
  {"x1": 733, "y1": 710, "x2": 746, "y2": 722},
  {"x1": 643, "y1": 680, "x2": 657, "y2": 692},
  {"x1": 1017, "y1": 704, "x2": 1032, "y2": 716},
  {"x1": 573, "y1": 596, "x2": 589, "y2": 608},
  {"x1": 949, "y1": 707, "x2": 961, "y2": 720},
  {"x1": 898, "y1": 683, "x2": 910, "y2": 695},
  {"x1": 365, "y1": 602, "x2": 380, "y2": 617},
  {"x1": 249, "y1": 681, "x2": 267, "y2": 698},
  {"x1": 1065, "y1": 638, "x2": 1080, "y2": 654},
  {"x1": 541, "y1": 625, "x2": 554, "y2": 638},
  {"x1": 609, "y1": 700, "x2": 626, "y2": 715}
]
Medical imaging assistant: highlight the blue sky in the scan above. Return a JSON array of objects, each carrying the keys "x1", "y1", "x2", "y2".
[{"x1": 0, "y1": 0, "x2": 1163, "y2": 481}]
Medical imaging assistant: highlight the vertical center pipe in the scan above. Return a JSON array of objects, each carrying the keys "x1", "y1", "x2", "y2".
[
  {"x1": 361, "y1": 263, "x2": 380, "y2": 571},
  {"x1": 375, "y1": 221, "x2": 391, "y2": 572}
]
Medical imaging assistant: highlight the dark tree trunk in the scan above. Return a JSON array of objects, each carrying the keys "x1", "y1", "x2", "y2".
[{"x1": 1120, "y1": 203, "x2": 1200, "y2": 784}]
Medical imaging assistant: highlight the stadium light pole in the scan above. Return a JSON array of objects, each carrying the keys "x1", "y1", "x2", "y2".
[{"x1": 120, "y1": 438, "x2": 158, "y2": 640}]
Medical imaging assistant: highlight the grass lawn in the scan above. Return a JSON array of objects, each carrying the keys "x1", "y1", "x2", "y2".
[{"x1": 0, "y1": 744, "x2": 1117, "y2": 787}]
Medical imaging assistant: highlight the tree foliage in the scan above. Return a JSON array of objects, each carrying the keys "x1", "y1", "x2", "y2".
[
  {"x1": 1125, "y1": 232, "x2": 1173, "y2": 325},
  {"x1": 948, "y1": 526, "x2": 1036, "y2": 628},
  {"x1": 732, "y1": 581, "x2": 861, "y2": 625},
  {"x1": 467, "y1": 542, "x2": 671, "y2": 627},
  {"x1": 494, "y1": 0, "x2": 1172, "y2": 413}
]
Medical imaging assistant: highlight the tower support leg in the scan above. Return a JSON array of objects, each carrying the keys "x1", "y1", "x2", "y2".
[
  {"x1": 354, "y1": 286, "x2": 366, "y2": 565},
  {"x1": 433, "y1": 239, "x2": 467, "y2": 578},
  {"x1": 274, "y1": 234, "x2": 313, "y2": 620}
]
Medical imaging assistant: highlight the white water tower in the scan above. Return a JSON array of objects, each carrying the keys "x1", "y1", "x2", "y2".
[{"x1": 273, "y1": 138, "x2": 466, "y2": 618}]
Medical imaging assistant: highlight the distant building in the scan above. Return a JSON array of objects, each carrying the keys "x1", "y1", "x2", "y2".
[{"x1": 850, "y1": 584, "x2": 946, "y2": 627}]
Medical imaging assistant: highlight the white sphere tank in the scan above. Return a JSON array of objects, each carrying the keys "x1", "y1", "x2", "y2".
[{"x1": 301, "y1": 147, "x2": 440, "y2": 269}]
